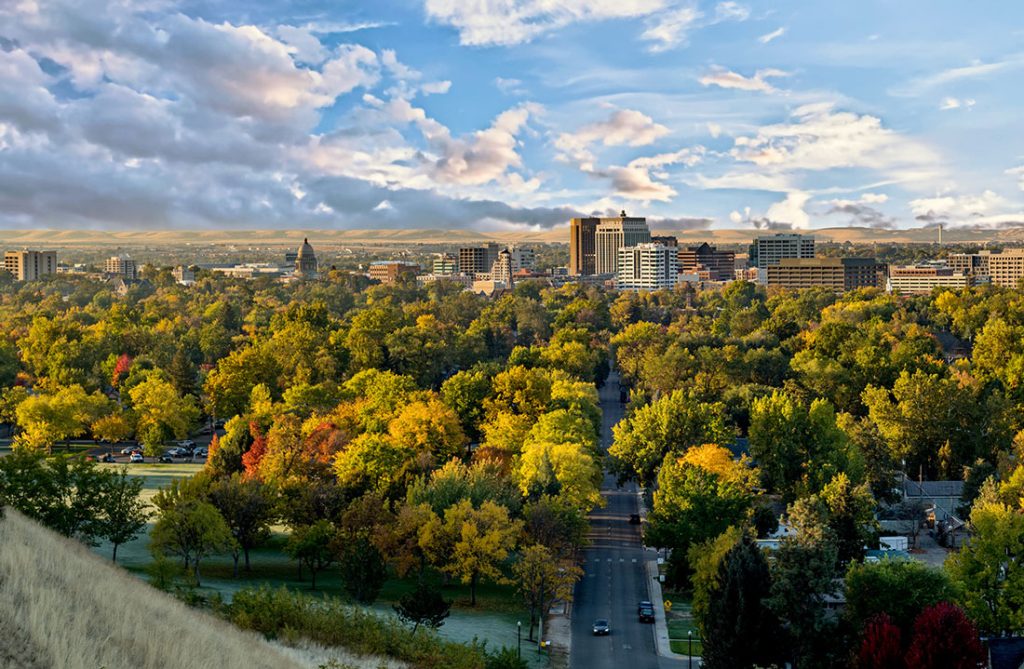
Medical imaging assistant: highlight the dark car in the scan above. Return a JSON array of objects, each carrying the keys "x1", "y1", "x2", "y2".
[
  {"x1": 592, "y1": 619, "x2": 610, "y2": 636},
  {"x1": 639, "y1": 605, "x2": 655, "y2": 623},
  {"x1": 158, "y1": 454, "x2": 174, "y2": 463},
  {"x1": 628, "y1": 513, "x2": 641, "y2": 525},
  {"x1": 99, "y1": 453, "x2": 115, "y2": 463},
  {"x1": 637, "y1": 600, "x2": 652, "y2": 613}
]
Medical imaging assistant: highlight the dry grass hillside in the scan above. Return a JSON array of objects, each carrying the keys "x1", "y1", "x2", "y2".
[{"x1": 0, "y1": 508, "x2": 402, "y2": 669}]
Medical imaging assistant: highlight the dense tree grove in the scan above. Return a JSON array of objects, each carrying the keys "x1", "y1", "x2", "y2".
[{"x1": 6, "y1": 267, "x2": 1024, "y2": 664}]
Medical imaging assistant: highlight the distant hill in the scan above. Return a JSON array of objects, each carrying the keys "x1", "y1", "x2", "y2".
[
  {"x1": 0, "y1": 508, "x2": 394, "y2": 669},
  {"x1": 0, "y1": 225, "x2": 1022, "y2": 247}
]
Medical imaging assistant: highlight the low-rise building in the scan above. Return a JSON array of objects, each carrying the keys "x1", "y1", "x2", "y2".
[
  {"x1": 678, "y1": 242, "x2": 736, "y2": 281},
  {"x1": 172, "y1": 266, "x2": 195, "y2": 286},
  {"x1": 766, "y1": 257, "x2": 887, "y2": 292},
  {"x1": 887, "y1": 265, "x2": 972, "y2": 294},
  {"x1": 432, "y1": 254, "x2": 459, "y2": 276},
  {"x1": 104, "y1": 254, "x2": 138, "y2": 280},
  {"x1": 616, "y1": 243, "x2": 678, "y2": 291},
  {"x1": 368, "y1": 260, "x2": 420, "y2": 284}
]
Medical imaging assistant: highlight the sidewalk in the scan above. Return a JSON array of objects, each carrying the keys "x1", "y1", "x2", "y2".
[
  {"x1": 645, "y1": 557, "x2": 702, "y2": 666},
  {"x1": 545, "y1": 599, "x2": 572, "y2": 669}
]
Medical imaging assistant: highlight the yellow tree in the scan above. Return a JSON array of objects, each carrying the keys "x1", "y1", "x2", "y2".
[
  {"x1": 514, "y1": 544, "x2": 583, "y2": 642},
  {"x1": 518, "y1": 439, "x2": 603, "y2": 512},
  {"x1": 388, "y1": 397, "x2": 467, "y2": 464},
  {"x1": 425, "y1": 499, "x2": 522, "y2": 605}
]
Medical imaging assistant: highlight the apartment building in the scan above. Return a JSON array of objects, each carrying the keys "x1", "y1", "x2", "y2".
[
  {"x1": 617, "y1": 243, "x2": 678, "y2": 291},
  {"x1": 754, "y1": 234, "x2": 816, "y2": 269},
  {"x1": 104, "y1": 255, "x2": 138, "y2": 280},
  {"x1": 4, "y1": 250, "x2": 57, "y2": 281},
  {"x1": 766, "y1": 257, "x2": 887, "y2": 292}
]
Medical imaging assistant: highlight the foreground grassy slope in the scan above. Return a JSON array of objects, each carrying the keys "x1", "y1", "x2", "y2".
[{"x1": 0, "y1": 507, "x2": 304, "y2": 669}]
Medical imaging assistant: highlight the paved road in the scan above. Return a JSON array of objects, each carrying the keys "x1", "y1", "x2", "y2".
[{"x1": 571, "y1": 370, "x2": 684, "y2": 669}]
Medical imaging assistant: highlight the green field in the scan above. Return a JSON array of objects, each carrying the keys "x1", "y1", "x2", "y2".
[{"x1": 664, "y1": 596, "x2": 703, "y2": 658}]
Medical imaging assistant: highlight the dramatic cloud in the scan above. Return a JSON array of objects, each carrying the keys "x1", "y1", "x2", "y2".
[
  {"x1": 699, "y1": 66, "x2": 789, "y2": 93},
  {"x1": 909, "y1": 190, "x2": 1011, "y2": 220},
  {"x1": 824, "y1": 194, "x2": 895, "y2": 228},
  {"x1": 600, "y1": 147, "x2": 705, "y2": 202},
  {"x1": 765, "y1": 191, "x2": 811, "y2": 227},
  {"x1": 758, "y1": 27, "x2": 785, "y2": 44}
]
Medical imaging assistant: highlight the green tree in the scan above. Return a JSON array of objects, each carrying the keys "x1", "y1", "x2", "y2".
[
  {"x1": 610, "y1": 389, "x2": 732, "y2": 485},
  {"x1": 96, "y1": 468, "x2": 150, "y2": 563},
  {"x1": 150, "y1": 500, "x2": 233, "y2": 586},
  {"x1": 946, "y1": 489, "x2": 1024, "y2": 636},
  {"x1": 440, "y1": 369, "x2": 493, "y2": 442},
  {"x1": 339, "y1": 534, "x2": 388, "y2": 604},
  {"x1": 394, "y1": 580, "x2": 452, "y2": 633},
  {"x1": 845, "y1": 558, "x2": 957, "y2": 635},
  {"x1": 207, "y1": 474, "x2": 275, "y2": 575},
  {"x1": 700, "y1": 538, "x2": 783, "y2": 669},
  {"x1": 130, "y1": 376, "x2": 199, "y2": 456},
  {"x1": 285, "y1": 519, "x2": 337, "y2": 590}
]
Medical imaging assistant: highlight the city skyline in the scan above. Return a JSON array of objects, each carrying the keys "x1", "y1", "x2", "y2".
[{"x1": 2, "y1": 2, "x2": 1024, "y2": 233}]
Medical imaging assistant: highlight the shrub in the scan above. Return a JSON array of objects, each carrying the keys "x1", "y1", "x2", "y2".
[{"x1": 229, "y1": 586, "x2": 486, "y2": 669}]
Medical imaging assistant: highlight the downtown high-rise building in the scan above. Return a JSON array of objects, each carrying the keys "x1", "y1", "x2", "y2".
[
  {"x1": 595, "y1": 213, "x2": 651, "y2": 275},
  {"x1": 569, "y1": 217, "x2": 599, "y2": 276},
  {"x1": 753, "y1": 233, "x2": 816, "y2": 269},
  {"x1": 104, "y1": 254, "x2": 138, "y2": 280}
]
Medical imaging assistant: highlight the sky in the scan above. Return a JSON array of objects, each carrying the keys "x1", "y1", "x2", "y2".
[{"x1": 2, "y1": 1, "x2": 1024, "y2": 232}]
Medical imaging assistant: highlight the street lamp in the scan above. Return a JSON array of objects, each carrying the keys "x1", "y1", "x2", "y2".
[
  {"x1": 688, "y1": 630, "x2": 693, "y2": 669},
  {"x1": 517, "y1": 621, "x2": 522, "y2": 659}
]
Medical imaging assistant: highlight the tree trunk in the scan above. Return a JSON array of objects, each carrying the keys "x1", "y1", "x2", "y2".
[
  {"x1": 538, "y1": 614, "x2": 544, "y2": 649},
  {"x1": 244, "y1": 546, "x2": 251, "y2": 572},
  {"x1": 232, "y1": 553, "x2": 239, "y2": 578},
  {"x1": 470, "y1": 571, "x2": 478, "y2": 606},
  {"x1": 112, "y1": 543, "x2": 119, "y2": 563},
  {"x1": 310, "y1": 567, "x2": 317, "y2": 591},
  {"x1": 194, "y1": 560, "x2": 201, "y2": 587},
  {"x1": 528, "y1": 608, "x2": 537, "y2": 642}
]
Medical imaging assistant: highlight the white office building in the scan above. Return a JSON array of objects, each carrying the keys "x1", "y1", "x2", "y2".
[
  {"x1": 754, "y1": 234, "x2": 815, "y2": 269},
  {"x1": 617, "y1": 243, "x2": 678, "y2": 291}
]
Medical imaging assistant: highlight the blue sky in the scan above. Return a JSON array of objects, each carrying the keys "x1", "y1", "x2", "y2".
[{"x1": 1, "y1": 0, "x2": 1023, "y2": 232}]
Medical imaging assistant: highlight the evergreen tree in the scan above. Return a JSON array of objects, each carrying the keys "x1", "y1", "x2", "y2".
[
  {"x1": 340, "y1": 534, "x2": 388, "y2": 604},
  {"x1": 394, "y1": 580, "x2": 452, "y2": 633},
  {"x1": 701, "y1": 539, "x2": 782, "y2": 669}
]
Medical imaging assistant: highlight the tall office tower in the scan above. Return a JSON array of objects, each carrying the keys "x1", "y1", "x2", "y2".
[
  {"x1": 678, "y1": 243, "x2": 736, "y2": 281},
  {"x1": 458, "y1": 243, "x2": 502, "y2": 277},
  {"x1": 754, "y1": 233, "x2": 816, "y2": 269},
  {"x1": 595, "y1": 212, "x2": 651, "y2": 274},
  {"x1": 507, "y1": 245, "x2": 536, "y2": 272},
  {"x1": 104, "y1": 254, "x2": 138, "y2": 280},
  {"x1": 491, "y1": 248, "x2": 514, "y2": 285},
  {"x1": 4, "y1": 250, "x2": 57, "y2": 281},
  {"x1": 617, "y1": 243, "x2": 679, "y2": 291},
  {"x1": 569, "y1": 218, "x2": 599, "y2": 275}
]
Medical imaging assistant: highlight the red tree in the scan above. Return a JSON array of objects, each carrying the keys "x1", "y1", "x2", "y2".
[
  {"x1": 905, "y1": 602, "x2": 985, "y2": 669},
  {"x1": 241, "y1": 422, "x2": 267, "y2": 480},
  {"x1": 205, "y1": 433, "x2": 220, "y2": 468},
  {"x1": 858, "y1": 613, "x2": 904, "y2": 669},
  {"x1": 112, "y1": 354, "x2": 132, "y2": 387}
]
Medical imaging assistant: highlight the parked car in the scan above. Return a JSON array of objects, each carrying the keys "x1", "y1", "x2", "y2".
[
  {"x1": 638, "y1": 604, "x2": 655, "y2": 623},
  {"x1": 628, "y1": 513, "x2": 641, "y2": 525},
  {"x1": 592, "y1": 619, "x2": 610, "y2": 636},
  {"x1": 193, "y1": 448, "x2": 208, "y2": 458},
  {"x1": 158, "y1": 454, "x2": 173, "y2": 463},
  {"x1": 99, "y1": 453, "x2": 115, "y2": 463},
  {"x1": 120, "y1": 446, "x2": 137, "y2": 455},
  {"x1": 129, "y1": 452, "x2": 144, "y2": 464},
  {"x1": 166, "y1": 447, "x2": 186, "y2": 457},
  {"x1": 637, "y1": 600, "x2": 652, "y2": 613},
  {"x1": 177, "y1": 440, "x2": 196, "y2": 451}
]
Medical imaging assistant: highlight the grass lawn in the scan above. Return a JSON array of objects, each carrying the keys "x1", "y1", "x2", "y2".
[
  {"x1": 93, "y1": 465, "x2": 547, "y2": 668},
  {"x1": 663, "y1": 594, "x2": 702, "y2": 658}
]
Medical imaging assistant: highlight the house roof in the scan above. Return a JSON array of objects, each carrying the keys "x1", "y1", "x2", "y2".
[{"x1": 903, "y1": 479, "x2": 964, "y2": 498}]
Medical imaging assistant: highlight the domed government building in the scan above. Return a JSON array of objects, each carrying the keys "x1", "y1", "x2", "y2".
[{"x1": 295, "y1": 238, "x2": 318, "y2": 279}]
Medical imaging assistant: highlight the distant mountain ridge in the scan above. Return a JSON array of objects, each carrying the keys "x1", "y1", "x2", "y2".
[{"x1": 0, "y1": 225, "x2": 1022, "y2": 246}]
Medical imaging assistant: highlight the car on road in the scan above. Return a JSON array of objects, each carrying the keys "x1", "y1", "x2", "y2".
[
  {"x1": 592, "y1": 619, "x2": 610, "y2": 636},
  {"x1": 158, "y1": 453, "x2": 174, "y2": 463},
  {"x1": 99, "y1": 453, "x2": 115, "y2": 463},
  {"x1": 120, "y1": 446, "x2": 138, "y2": 455},
  {"x1": 129, "y1": 452, "x2": 144, "y2": 464},
  {"x1": 638, "y1": 601, "x2": 655, "y2": 623},
  {"x1": 628, "y1": 513, "x2": 641, "y2": 525}
]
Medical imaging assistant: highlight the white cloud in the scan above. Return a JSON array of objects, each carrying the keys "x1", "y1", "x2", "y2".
[
  {"x1": 602, "y1": 147, "x2": 704, "y2": 202},
  {"x1": 641, "y1": 5, "x2": 702, "y2": 52},
  {"x1": 555, "y1": 109, "x2": 669, "y2": 169},
  {"x1": 909, "y1": 190, "x2": 1011, "y2": 219},
  {"x1": 894, "y1": 54, "x2": 1024, "y2": 96},
  {"x1": 765, "y1": 190, "x2": 811, "y2": 227},
  {"x1": 421, "y1": 80, "x2": 452, "y2": 95},
  {"x1": 695, "y1": 171, "x2": 792, "y2": 192},
  {"x1": 1008, "y1": 165, "x2": 1024, "y2": 190},
  {"x1": 729, "y1": 103, "x2": 940, "y2": 181},
  {"x1": 939, "y1": 97, "x2": 975, "y2": 111},
  {"x1": 707, "y1": 122, "x2": 722, "y2": 138},
  {"x1": 714, "y1": 2, "x2": 750, "y2": 22},
  {"x1": 495, "y1": 77, "x2": 525, "y2": 95},
  {"x1": 699, "y1": 66, "x2": 789, "y2": 93},
  {"x1": 423, "y1": 0, "x2": 668, "y2": 46},
  {"x1": 758, "y1": 27, "x2": 785, "y2": 44},
  {"x1": 824, "y1": 192, "x2": 889, "y2": 206}
]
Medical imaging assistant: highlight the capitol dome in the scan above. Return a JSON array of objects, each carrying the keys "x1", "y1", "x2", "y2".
[{"x1": 295, "y1": 238, "x2": 318, "y2": 278}]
